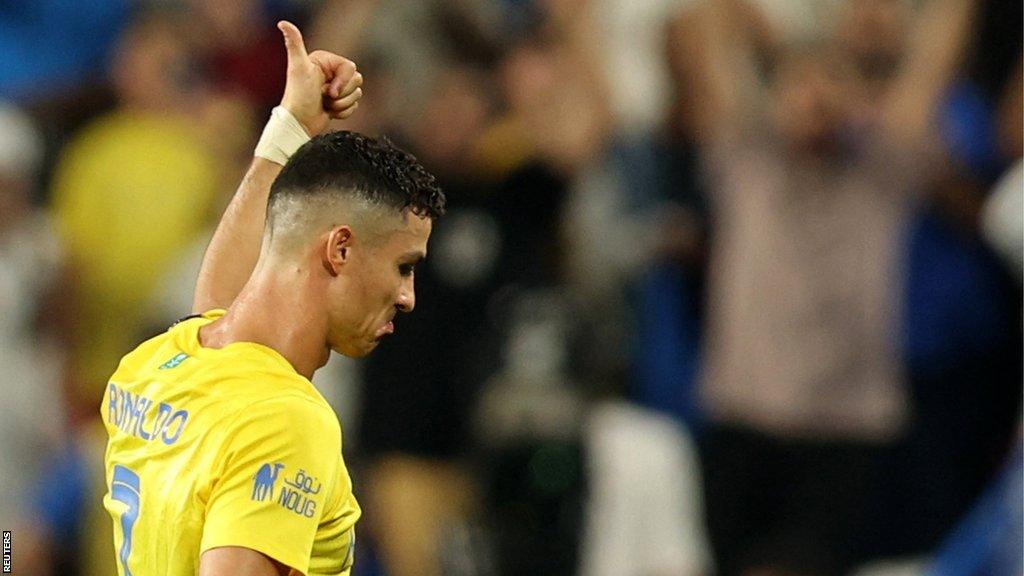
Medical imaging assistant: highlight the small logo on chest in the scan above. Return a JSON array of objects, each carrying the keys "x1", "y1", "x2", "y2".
[{"x1": 158, "y1": 353, "x2": 189, "y2": 370}]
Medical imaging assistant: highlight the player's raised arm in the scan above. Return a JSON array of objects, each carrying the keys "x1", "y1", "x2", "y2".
[{"x1": 192, "y1": 21, "x2": 363, "y2": 314}]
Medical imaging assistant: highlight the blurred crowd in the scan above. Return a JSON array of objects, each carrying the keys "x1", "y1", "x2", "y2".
[{"x1": 0, "y1": 0, "x2": 1021, "y2": 575}]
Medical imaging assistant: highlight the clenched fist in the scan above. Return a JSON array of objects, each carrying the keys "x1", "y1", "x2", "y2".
[{"x1": 278, "y1": 21, "x2": 363, "y2": 136}]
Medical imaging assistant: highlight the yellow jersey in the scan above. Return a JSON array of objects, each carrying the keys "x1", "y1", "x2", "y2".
[{"x1": 101, "y1": 310, "x2": 360, "y2": 575}]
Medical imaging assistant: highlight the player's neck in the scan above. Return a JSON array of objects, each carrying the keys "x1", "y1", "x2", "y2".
[{"x1": 199, "y1": 262, "x2": 329, "y2": 380}]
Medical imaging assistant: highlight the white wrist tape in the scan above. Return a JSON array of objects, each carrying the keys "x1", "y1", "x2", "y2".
[{"x1": 254, "y1": 106, "x2": 311, "y2": 166}]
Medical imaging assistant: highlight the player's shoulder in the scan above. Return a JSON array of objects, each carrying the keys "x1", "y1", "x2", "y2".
[
  {"x1": 224, "y1": 392, "x2": 341, "y2": 449},
  {"x1": 242, "y1": 392, "x2": 337, "y2": 423},
  {"x1": 210, "y1": 349, "x2": 332, "y2": 417},
  {"x1": 111, "y1": 317, "x2": 194, "y2": 379}
]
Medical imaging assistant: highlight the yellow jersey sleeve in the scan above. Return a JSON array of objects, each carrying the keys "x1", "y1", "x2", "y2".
[{"x1": 200, "y1": 394, "x2": 341, "y2": 574}]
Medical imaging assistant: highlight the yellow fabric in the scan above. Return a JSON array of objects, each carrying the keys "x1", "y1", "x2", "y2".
[
  {"x1": 101, "y1": 310, "x2": 360, "y2": 575},
  {"x1": 52, "y1": 110, "x2": 219, "y2": 401}
]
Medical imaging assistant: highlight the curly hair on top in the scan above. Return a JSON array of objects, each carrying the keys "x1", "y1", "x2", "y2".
[{"x1": 269, "y1": 130, "x2": 446, "y2": 219}]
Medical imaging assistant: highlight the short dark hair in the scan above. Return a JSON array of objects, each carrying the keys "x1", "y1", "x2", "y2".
[{"x1": 268, "y1": 131, "x2": 446, "y2": 222}]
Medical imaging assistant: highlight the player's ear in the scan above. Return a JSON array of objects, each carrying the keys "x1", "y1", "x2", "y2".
[{"x1": 322, "y1": 225, "x2": 353, "y2": 276}]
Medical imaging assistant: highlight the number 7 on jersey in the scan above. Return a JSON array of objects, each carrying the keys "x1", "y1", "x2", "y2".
[{"x1": 111, "y1": 465, "x2": 142, "y2": 576}]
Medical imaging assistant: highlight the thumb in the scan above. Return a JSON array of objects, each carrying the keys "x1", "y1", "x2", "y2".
[{"x1": 278, "y1": 20, "x2": 308, "y2": 64}]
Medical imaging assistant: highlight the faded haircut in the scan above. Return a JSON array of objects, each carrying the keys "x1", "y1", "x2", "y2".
[{"x1": 266, "y1": 131, "x2": 445, "y2": 240}]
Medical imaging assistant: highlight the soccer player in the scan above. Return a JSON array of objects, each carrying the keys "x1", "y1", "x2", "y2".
[{"x1": 101, "y1": 21, "x2": 445, "y2": 576}]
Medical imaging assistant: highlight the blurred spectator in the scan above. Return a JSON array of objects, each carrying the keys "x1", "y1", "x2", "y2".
[
  {"x1": 474, "y1": 292, "x2": 588, "y2": 576},
  {"x1": 679, "y1": 0, "x2": 985, "y2": 573},
  {"x1": 0, "y1": 102, "x2": 68, "y2": 568},
  {"x1": 50, "y1": 8, "x2": 222, "y2": 410}
]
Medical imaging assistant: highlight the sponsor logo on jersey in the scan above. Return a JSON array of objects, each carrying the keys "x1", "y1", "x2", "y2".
[
  {"x1": 252, "y1": 463, "x2": 284, "y2": 502},
  {"x1": 251, "y1": 463, "x2": 321, "y2": 518},
  {"x1": 158, "y1": 353, "x2": 189, "y2": 370}
]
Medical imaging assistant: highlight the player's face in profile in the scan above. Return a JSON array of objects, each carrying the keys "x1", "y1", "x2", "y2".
[{"x1": 328, "y1": 212, "x2": 432, "y2": 357}]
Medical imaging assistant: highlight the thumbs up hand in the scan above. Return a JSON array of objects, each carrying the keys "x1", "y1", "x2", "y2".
[{"x1": 278, "y1": 20, "x2": 363, "y2": 136}]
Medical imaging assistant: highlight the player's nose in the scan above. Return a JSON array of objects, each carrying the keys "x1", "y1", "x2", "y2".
[{"x1": 396, "y1": 285, "x2": 415, "y2": 313}]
